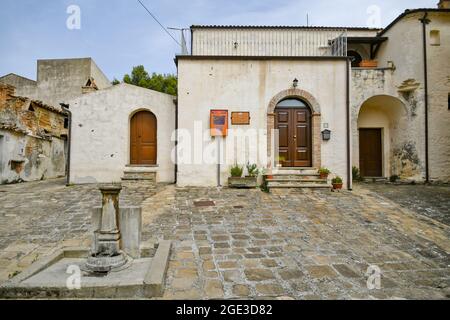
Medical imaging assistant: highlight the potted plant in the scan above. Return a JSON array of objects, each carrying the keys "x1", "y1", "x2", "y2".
[
  {"x1": 332, "y1": 176, "x2": 343, "y2": 190},
  {"x1": 318, "y1": 167, "x2": 331, "y2": 179},
  {"x1": 228, "y1": 164, "x2": 258, "y2": 189}
]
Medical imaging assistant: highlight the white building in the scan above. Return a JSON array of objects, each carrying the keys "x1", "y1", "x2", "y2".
[{"x1": 4, "y1": 3, "x2": 448, "y2": 189}]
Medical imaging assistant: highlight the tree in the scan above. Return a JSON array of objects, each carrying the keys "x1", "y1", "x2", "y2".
[
  {"x1": 122, "y1": 65, "x2": 177, "y2": 95},
  {"x1": 111, "y1": 78, "x2": 120, "y2": 85}
]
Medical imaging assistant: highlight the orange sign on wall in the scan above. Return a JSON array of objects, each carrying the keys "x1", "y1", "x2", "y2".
[{"x1": 210, "y1": 110, "x2": 228, "y2": 137}]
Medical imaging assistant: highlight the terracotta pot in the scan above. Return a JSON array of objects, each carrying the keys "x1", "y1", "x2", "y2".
[
  {"x1": 359, "y1": 60, "x2": 378, "y2": 68},
  {"x1": 333, "y1": 183, "x2": 343, "y2": 190},
  {"x1": 319, "y1": 173, "x2": 329, "y2": 179},
  {"x1": 266, "y1": 175, "x2": 274, "y2": 180}
]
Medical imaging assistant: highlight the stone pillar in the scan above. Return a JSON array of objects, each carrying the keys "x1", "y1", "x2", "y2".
[
  {"x1": 85, "y1": 185, "x2": 128, "y2": 273},
  {"x1": 312, "y1": 113, "x2": 322, "y2": 169}
]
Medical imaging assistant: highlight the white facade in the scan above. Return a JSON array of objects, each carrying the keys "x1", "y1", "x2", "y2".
[
  {"x1": 69, "y1": 83, "x2": 176, "y2": 184},
  {"x1": 177, "y1": 57, "x2": 349, "y2": 187}
]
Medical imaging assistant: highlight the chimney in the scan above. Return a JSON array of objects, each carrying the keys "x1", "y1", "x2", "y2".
[
  {"x1": 438, "y1": 0, "x2": 450, "y2": 8},
  {"x1": 0, "y1": 83, "x2": 15, "y2": 103}
]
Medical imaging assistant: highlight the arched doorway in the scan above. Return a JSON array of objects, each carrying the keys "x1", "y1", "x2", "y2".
[
  {"x1": 275, "y1": 98, "x2": 312, "y2": 167},
  {"x1": 357, "y1": 95, "x2": 407, "y2": 178},
  {"x1": 130, "y1": 110, "x2": 157, "y2": 165}
]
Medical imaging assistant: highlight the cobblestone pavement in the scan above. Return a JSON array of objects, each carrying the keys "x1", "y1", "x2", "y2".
[
  {"x1": 360, "y1": 183, "x2": 450, "y2": 226},
  {"x1": 0, "y1": 178, "x2": 158, "y2": 281},
  {"x1": 142, "y1": 185, "x2": 450, "y2": 300},
  {"x1": 0, "y1": 179, "x2": 449, "y2": 300}
]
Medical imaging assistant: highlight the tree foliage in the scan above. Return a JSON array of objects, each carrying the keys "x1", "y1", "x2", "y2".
[{"x1": 122, "y1": 65, "x2": 177, "y2": 95}]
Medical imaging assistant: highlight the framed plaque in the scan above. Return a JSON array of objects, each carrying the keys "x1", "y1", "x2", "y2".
[{"x1": 231, "y1": 112, "x2": 250, "y2": 125}]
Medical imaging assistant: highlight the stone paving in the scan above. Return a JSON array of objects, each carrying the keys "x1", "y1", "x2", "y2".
[
  {"x1": 361, "y1": 183, "x2": 450, "y2": 226},
  {"x1": 0, "y1": 179, "x2": 449, "y2": 300}
]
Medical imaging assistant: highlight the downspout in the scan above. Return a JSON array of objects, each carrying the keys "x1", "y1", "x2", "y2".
[
  {"x1": 420, "y1": 12, "x2": 430, "y2": 183},
  {"x1": 174, "y1": 98, "x2": 178, "y2": 185},
  {"x1": 60, "y1": 103, "x2": 71, "y2": 186},
  {"x1": 346, "y1": 58, "x2": 352, "y2": 191}
]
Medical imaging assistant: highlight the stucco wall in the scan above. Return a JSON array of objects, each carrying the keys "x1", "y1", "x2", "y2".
[
  {"x1": 69, "y1": 83, "x2": 175, "y2": 184},
  {"x1": 374, "y1": 11, "x2": 450, "y2": 182},
  {"x1": 177, "y1": 57, "x2": 349, "y2": 187},
  {"x1": 0, "y1": 58, "x2": 112, "y2": 107}
]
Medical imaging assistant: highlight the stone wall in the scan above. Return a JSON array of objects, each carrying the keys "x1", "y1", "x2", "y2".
[{"x1": 0, "y1": 84, "x2": 67, "y2": 184}]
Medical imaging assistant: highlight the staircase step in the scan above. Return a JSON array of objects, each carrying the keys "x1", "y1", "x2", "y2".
[
  {"x1": 268, "y1": 183, "x2": 332, "y2": 189},
  {"x1": 267, "y1": 178, "x2": 327, "y2": 183}
]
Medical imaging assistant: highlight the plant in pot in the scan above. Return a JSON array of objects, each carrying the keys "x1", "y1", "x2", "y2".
[
  {"x1": 332, "y1": 176, "x2": 343, "y2": 190},
  {"x1": 318, "y1": 167, "x2": 331, "y2": 179},
  {"x1": 228, "y1": 164, "x2": 258, "y2": 189}
]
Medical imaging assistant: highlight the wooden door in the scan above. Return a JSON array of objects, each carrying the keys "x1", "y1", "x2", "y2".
[
  {"x1": 359, "y1": 128, "x2": 382, "y2": 177},
  {"x1": 130, "y1": 111, "x2": 157, "y2": 165},
  {"x1": 275, "y1": 108, "x2": 312, "y2": 167}
]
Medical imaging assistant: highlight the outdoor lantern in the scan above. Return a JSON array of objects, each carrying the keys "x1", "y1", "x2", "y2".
[
  {"x1": 293, "y1": 78, "x2": 299, "y2": 88},
  {"x1": 322, "y1": 129, "x2": 331, "y2": 141}
]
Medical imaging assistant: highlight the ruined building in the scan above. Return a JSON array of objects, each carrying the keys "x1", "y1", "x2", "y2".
[{"x1": 0, "y1": 84, "x2": 68, "y2": 184}]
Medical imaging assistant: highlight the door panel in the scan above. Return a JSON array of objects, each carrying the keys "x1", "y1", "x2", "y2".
[
  {"x1": 359, "y1": 129, "x2": 382, "y2": 177},
  {"x1": 275, "y1": 107, "x2": 312, "y2": 167},
  {"x1": 130, "y1": 111, "x2": 157, "y2": 165}
]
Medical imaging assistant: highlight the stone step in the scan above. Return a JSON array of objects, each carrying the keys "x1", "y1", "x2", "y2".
[
  {"x1": 267, "y1": 178, "x2": 328, "y2": 184},
  {"x1": 267, "y1": 183, "x2": 332, "y2": 189},
  {"x1": 269, "y1": 174, "x2": 321, "y2": 179}
]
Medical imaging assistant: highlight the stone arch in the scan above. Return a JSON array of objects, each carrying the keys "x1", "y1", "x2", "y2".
[
  {"x1": 354, "y1": 95, "x2": 417, "y2": 179},
  {"x1": 267, "y1": 88, "x2": 322, "y2": 169},
  {"x1": 268, "y1": 88, "x2": 321, "y2": 115}
]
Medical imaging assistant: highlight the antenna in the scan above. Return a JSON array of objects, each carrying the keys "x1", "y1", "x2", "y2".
[
  {"x1": 168, "y1": 27, "x2": 190, "y2": 55},
  {"x1": 307, "y1": 14, "x2": 309, "y2": 27}
]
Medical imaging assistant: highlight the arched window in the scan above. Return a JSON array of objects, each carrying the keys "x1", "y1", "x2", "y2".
[{"x1": 347, "y1": 50, "x2": 363, "y2": 68}]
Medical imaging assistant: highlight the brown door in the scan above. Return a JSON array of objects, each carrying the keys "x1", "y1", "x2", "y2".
[
  {"x1": 275, "y1": 108, "x2": 312, "y2": 167},
  {"x1": 130, "y1": 111, "x2": 157, "y2": 165},
  {"x1": 359, "y1": 128, "x2": 382, "y2": 177}
]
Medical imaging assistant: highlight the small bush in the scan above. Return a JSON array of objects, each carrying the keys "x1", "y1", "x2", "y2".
[
  {"x1": 230, "y1": 164, "x2": 244, "y2": 178},
  {"x1": 352, "y1": 166, "x2": 362, "y2": 181},
  {"x1": 246, "y1": 163, "x2": 259, "y2": 177},
  {"x1": 390, "y1": 175, "x2": 400, "y2": 183},
  {"x1": 332, "y1": 176, "x2": 343, "y2": 184},
  {"x1": 319, "y1": 167, "x2": 331, "y2": 175}
]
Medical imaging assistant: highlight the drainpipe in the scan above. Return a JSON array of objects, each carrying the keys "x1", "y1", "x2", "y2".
[
  {"x1": 60, "y1": 103, "x2": 71, "y2": 186},
  {"x1": 419, "y1": 12, "x2": 430, "y2": 183},
  {"x1": 174, "y1": 98, "x2": 178, "y2": 185},
  {"x1": 346, "y1": 58, "x2": 352, "y2": 191}
]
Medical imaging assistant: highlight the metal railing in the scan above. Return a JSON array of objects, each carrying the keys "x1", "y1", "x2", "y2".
[{"x1": 190, "y1": 28, "x2": 348, "y2": 57}]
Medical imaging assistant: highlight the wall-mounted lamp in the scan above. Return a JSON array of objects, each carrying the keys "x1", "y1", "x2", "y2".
[
  {"x1": 293, "y1": 78, "x2": 299, "y2": 88},
  {"x1": 234, "y1": 42, "x2": 239, "y2": 49},
  {"x1": 322, "y1": 129, "x2": 331, "y2": 141}
]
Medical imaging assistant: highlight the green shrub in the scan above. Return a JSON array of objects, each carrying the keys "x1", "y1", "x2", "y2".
[
  {"x1": 332, "y1": 176, "x2": 343, "y2": 184},
  {"x1": 390, "y1": 175, "x2": 400, "y2": 183},
  {"x1": 246, "y1": 163, "x2": 259, "y2": 177},
  {"x1": 319, "y1": 167, "x2": 331, "y2": 175},
  {"x1": 352, "y1": 166, "x2": 362, "y2": 181},
  {"x1": 230, "y1": 164, "x2": 244, "y2": 178}
]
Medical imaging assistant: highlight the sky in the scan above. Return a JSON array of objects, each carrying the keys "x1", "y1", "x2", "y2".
[{"x1": 0, "y1": 0, "x2": 438, "y2": 81}]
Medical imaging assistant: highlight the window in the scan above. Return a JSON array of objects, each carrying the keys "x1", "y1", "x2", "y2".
[
  {"x1": 430, "y1": 30, "x2": 441, "y2": 46},
  {"x1": 347, "y1": 50, "x2": 363, "y2": 67}
]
